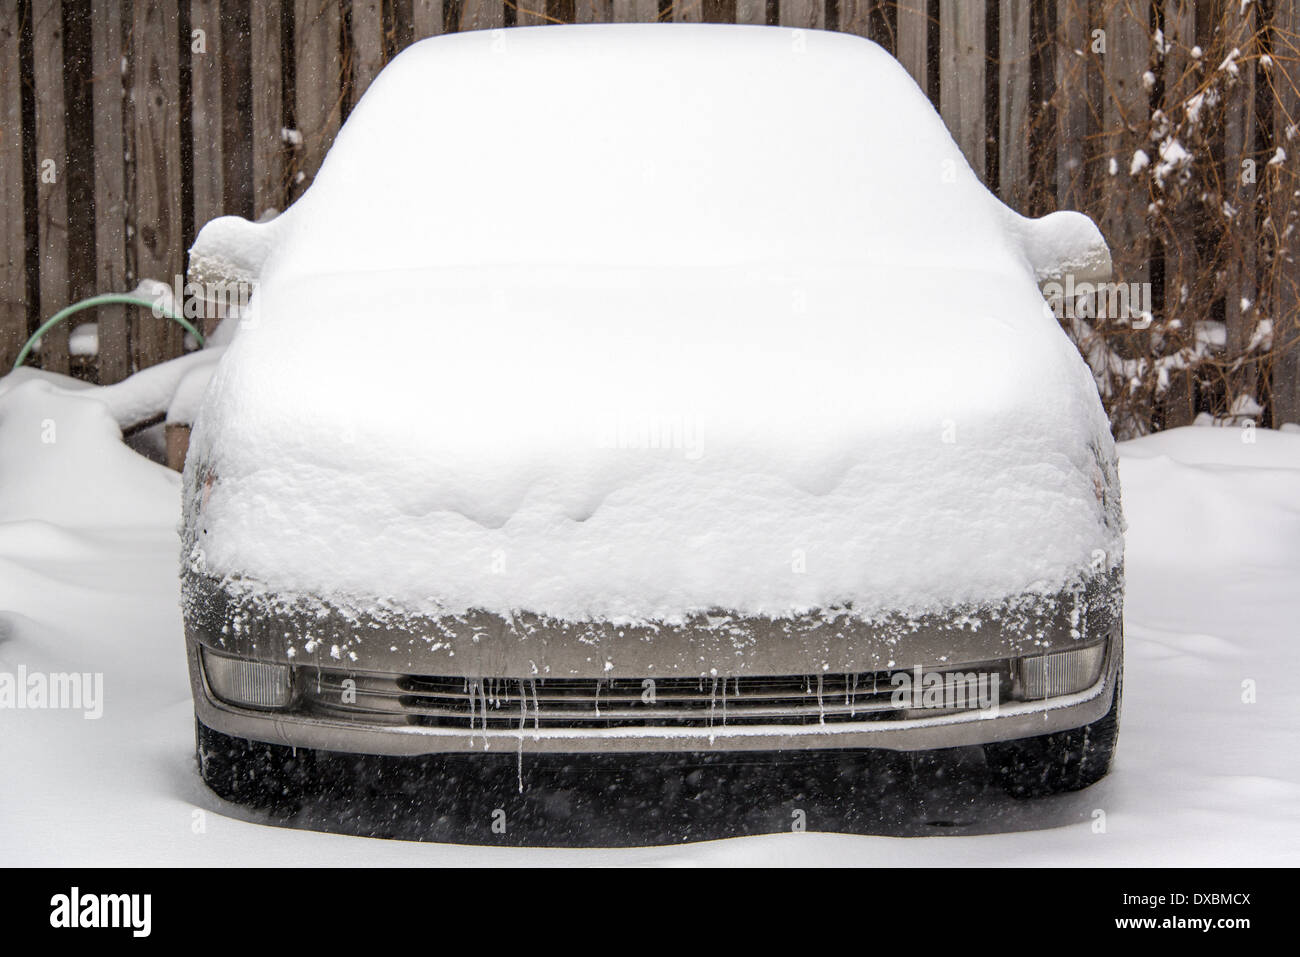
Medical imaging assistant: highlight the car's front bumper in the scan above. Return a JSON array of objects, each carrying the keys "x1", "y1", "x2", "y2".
[
  {"x1": 189, "y1": 638, "x2": 1120, "y2": 755},
  {"x1": 183, "y1": 567, "x2": 1123, "y2": 756}
]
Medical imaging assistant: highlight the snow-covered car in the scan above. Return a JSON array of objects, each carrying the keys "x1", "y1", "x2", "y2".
[{"x1": 181, "y1": 24, "x2": 1124, "y2": 808}]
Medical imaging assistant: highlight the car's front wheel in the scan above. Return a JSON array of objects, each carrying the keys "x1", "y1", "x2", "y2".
[
  {"x1": 983, "y1": 669, "x2": 1122, "y2": 799},
  {"x1": 195, "y1": 719, "x2": 315, "y2": 812}
]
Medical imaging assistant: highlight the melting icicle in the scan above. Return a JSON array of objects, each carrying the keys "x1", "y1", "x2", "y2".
[
  {"x1": 816, "y1": 673, "x2": 825, "y2": 725},
  {"x1": 465, "y1": 677, "x2": 477, "y2": 743},
  {"x1": 517, "y1": 679, "x2": 526, "y2": 794}
]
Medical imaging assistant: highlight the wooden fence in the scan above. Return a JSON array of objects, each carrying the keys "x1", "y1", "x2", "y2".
[{"x1": 1, "y1": 1, "x2": 1299, "y2": 429}]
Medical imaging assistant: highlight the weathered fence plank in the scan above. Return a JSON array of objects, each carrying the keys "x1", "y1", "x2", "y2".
[
  {"x1": 458, "y1": 0, "x2": 506, "y2": 30},
  {"x1": 1158, "y1": 0, "x2": 1196, "y2": 426},
  {"x1": 939, "y1": 0, "x2": 985, "y2": 176},
  {"x1": 386, "y1": 0, "x2": 414, "y2": 53},
  {"x1": 1161, "y1": 0, "x2": 1194, "y2": 94},
  {"x1": 895, "y1": 0, "x2": 928, "y2": 95},
  {"x1": 838, "y1": 0, "x2": 871, "y2": 40},
  {"x1": 191, "y1": 0, "x2": 224, "y2": 231},
  {"x1": 1160, "y1": 0, "x2": 1196, "y2": 282},
  {"x1": 132, "y1": 0, "x2": 185, "y2": 371},
  {"x1": 219, "y1": 0, "x2": 253, "y2": 221},
  {"x1": 999, "y1": 0, "x2": 1031, "y2": 209},
  {"x1": 1094, "y1": 0, "x2": 1151, "y2": 431},
  {"x1": 1223, "y1": 0, "x2": 1258, "y2": 408},
  {"x1": 1056, "y1": 0, "x2": 1088, "y2": 209},
  {"x1": 779, "y1": 0, "x2": 823, "y2": 30},
  {"x1": 672, "y1": 0, "x2": 702, "y2": 22},
  {"x1": 412, "y1": 0, "x2": 446, "y2": 36},
  {"x1": 294, "y1": 0, "x2": 343, "y2": 193},
  {"x1": 62, "y1": 2, "x2": 93, "y2": 309},
  {"x1": 352, "y1": 0, "x2": 386, "y2": 102},
  {"x1": 91, "y1": 0, "x2": 129, "y2": 382},
  {"x1": 517, "y1": 0, "x2": 550, "y2": 25},
  {"x1": 540, "y1": 0, "x2": 568, "y2": 22},
  {"x1": 1100, "y1": 0, "x2": 1150, "y2": 285},
  {"x1": 34, "y1": 0, "x2": 69, "y2": 373},
  {"x1": 1271, "y1": 1, "x2": 1300, "y2": 425},
  {"x1": 251, "y1": 0, "x2": 284, "y2": 216},
  {"x1": 578, "y1": 0, "x2": 615, "y2": 23},
  {"x1": 734, "y1": 0, "x2": 763, "y2": 25},
  {"x1": 703, "y1": 0, "x2": 735, "y2": 23},
  {"x1": 0, "y1": 1, "x2": 26, "y2": 372},
  {"x1": 613, "y1": 0, "x2": 659, "y2": 20}
]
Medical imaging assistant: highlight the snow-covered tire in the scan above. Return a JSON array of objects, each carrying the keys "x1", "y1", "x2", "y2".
[
  {"x1": 983, "y1": 669, "x2": 1122, "y2": 799},
  {"x1": 195, "y1": 718, "x2": 314, "y2": 812}
]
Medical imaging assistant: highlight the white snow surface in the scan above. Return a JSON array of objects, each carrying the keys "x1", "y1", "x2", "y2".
[
  {"x1": 68, "y1": 322, "x2": 99, "y2": 357},
  {"x1": 188, "y1": 25, "x2": 1118, "y2": 623},
  {"x1": 1, "y1": 380, "x2": 1296, "y2": 864},
  {"x1": 1, "y1": 350, "x2": 224, "y2": 432},
  {"x1": 0, "y1": 380, "x2": 179, "y2": 530}
]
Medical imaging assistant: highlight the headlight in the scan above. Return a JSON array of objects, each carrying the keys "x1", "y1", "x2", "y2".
[
  {"x1": 1017, "y1": 642, "x2": 1106, "y2": 700},
  {"x1": 201, "y1": 649, "x2": 293, "y2": 710}
]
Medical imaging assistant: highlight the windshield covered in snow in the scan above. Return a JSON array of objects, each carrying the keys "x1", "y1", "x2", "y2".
[{"x1": 262, "y1": 25, "x2": 1024, "y2": 282}]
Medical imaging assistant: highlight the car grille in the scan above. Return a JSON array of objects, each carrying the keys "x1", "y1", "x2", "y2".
[{"x1": 298, "y1": 664, "x2": 1012, "y2": 731}]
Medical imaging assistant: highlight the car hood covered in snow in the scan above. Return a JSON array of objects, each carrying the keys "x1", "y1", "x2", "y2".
[{"x1": 184, "y1": 24, "x2": 1122, "y2": 624}]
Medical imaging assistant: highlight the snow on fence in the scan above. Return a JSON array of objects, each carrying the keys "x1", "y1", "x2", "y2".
[{"x1": 1, "y1": 0, "x2": 1298, "y2": 436}]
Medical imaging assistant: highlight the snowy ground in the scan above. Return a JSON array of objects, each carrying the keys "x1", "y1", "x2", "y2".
[{"x1": 2, "y1": 377, "x2": 1297, "y2": 864}]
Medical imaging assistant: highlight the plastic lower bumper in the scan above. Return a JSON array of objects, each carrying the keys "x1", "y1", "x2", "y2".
[{"x1": 186, "y1": 632, "x2": 1121, "y2": 755}]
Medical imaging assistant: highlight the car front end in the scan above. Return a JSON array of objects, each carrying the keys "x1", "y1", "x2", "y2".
[
  {"x1": 183, "y1": 560, "x2": 1121, "y2": 758},
  {"x1": 181, "y1": 24, "x2": 1125, "y2": 811}
]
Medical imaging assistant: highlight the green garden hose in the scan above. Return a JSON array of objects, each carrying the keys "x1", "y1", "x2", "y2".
[{"x1": 11, "y1": 293, "x2": 206, "y2": 371}]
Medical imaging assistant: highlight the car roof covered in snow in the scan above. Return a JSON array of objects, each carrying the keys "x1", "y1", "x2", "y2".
[{"x1": 190, "y1": 24, "x2": 1107, "y2": 289}]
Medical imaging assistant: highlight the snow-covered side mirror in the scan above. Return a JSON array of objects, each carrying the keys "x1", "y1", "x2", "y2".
[
  {"x1": 188, "y1": 214, "x2": 278, "y2": 288},
  {"x1": 187, "y1": 215, "x2": 280, "y2": 341},
  {"x1": 1001, "y1": 208, "x2": 1113, "y2": 295}
]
